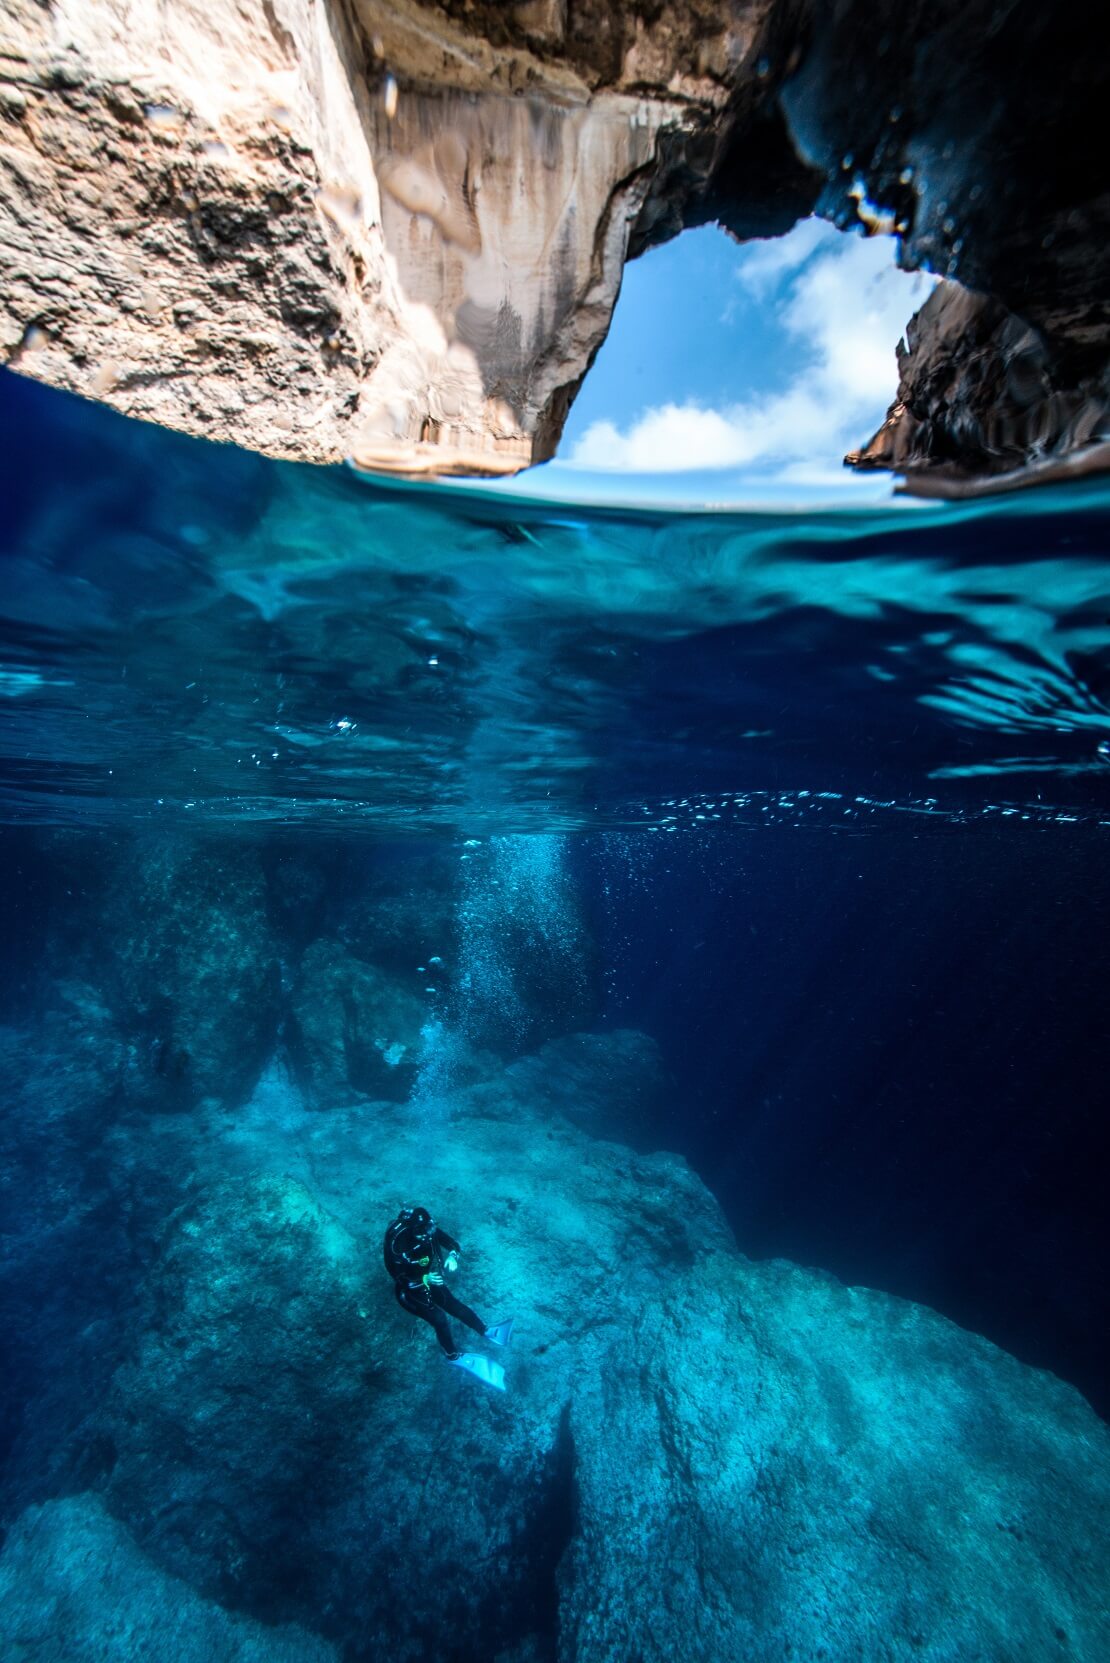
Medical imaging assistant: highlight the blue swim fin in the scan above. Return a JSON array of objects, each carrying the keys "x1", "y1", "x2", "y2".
[
  {"x1": 449, "y1": 1352, "x2": 506, "y2": 1391},
  {"x1": 484, "y1": 1318, "x2": 514, "y2": 1348}
]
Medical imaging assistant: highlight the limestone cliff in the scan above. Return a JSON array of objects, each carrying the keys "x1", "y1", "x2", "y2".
[
  {"x1": 0, "y1": 0, "x2": 712, "y2": 474},
  {"x1": 1, "y1": 0, "x2": 1107, "y2": 487}
]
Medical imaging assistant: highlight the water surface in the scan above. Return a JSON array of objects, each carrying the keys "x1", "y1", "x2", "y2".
[{"x1": 3, "y1": 370, "x2": 1108, "y2": 833}]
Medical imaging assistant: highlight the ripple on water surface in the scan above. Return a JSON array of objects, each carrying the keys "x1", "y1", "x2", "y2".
[{"x1": 1, "y1": 372, "x2": 1109, "y2": 835}]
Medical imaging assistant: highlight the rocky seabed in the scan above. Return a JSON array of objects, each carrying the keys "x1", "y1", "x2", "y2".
[{"x1": 0, "y1": 837, "x2": 1108, "y2": 1661}]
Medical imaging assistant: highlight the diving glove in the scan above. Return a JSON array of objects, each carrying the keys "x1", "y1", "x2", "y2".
[
  {"x1": 443, "y1": 1250, "x2": 459, "y2": 1273},
  {"x1": 422, "y1": 1271, "x2": 444, "y2": 1288}
]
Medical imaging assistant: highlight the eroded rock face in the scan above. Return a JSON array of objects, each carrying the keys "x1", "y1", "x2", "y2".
[
  {"x1": 846, "y1": 282, "x2": 1110, "y2": 495},
  {"x1": 563, "y1": 1252, "x2": 1110, "y2": 1661},
  {"x1": 1, "y1": 1, "x2": 1107, "y2": 490},
  {"x1": 501, "y1": 1027, "x2": 664, "y2": 1140},
  {"x1": 775, "y1": 1, "x2": 1110, "y2": 488},
  {"x1": 0, "y1": 0, "x2": 698, "y2": 475},
  {"x1": 332, "y1": 846, "x2": 459, "y2": 972},
  {"x1": 1, "y1": 999, "x2": 1108, "y2": 1662}
]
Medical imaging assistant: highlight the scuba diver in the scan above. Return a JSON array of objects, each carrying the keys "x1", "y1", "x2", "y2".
[{"x1": 383, "y1": 1205, "x2": 513, "y2": 1390}]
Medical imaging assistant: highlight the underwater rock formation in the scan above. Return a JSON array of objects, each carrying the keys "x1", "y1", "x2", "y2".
[
  {"x1": 332, "y1": 847, "x2": 459, "y2": 974},
  {"x1": 81, "y1": 1041, "x2": 1110, "y2": 1663},
  {"x1": 0, "y1": 992, "x2": 133, "y2": 1505},
  {"x1": 2, "y1": 0, "x2": 1106, "y2": 486},
  {"x1": 88, "y1": 839, "x2": 282, "y2": 1110},
  {"x1": 100, "y1": 1131, "x2": 690, "y2": 1658},
  {"x1": 501, "y1": 1027, "x2": 664, "y2": 1140},
  {"x1": 288, "y1": 938, "x2": 427, "y2": 1102},
  {"x1": 0, "y1": 981, "x2": 1108, "y2": 1660},
  {"x1": 0, "y1": 1493, "x2": 338, "y2": 1662},
  {"x1": 1, "y1": 839, "x2": 1109, "y2": 1661}
]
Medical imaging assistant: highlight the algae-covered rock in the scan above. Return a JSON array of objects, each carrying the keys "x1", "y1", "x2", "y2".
[
  {"x1": 288, "y1": 939, "x2": 428, "y2": 1103},
  {"x1": 0, "y1": 1492, "x2": 337, "y2": 1663},
  {"x1": 0, "y1": 985, "x2": 123, "y2": 1232}
]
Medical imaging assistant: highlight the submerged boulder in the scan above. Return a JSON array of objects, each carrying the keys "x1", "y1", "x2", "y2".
[
  {"x1": 288, "y1": 938, "x2": 428, "y2": 1103},
  {"x1": 104, "y1": 1175, "x2": 377, "y2": 1607},
  {"x1": 104, "y1": 1169, "x2": 581, "y2": 1660},
  {"x1": 0, "y1": 1492, "x2": 337, "y2": 1662},
  {"x1": 564, "y1": 1255, "x2": 1110, "y2": 1661},
  {"x1": 97, "y1": 1047, "x2": 1110, "y2": 1663}
]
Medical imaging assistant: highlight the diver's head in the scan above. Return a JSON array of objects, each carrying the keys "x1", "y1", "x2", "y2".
[{"x1": 410, "y1": 1206, "x2": 434, "y2": 1236}]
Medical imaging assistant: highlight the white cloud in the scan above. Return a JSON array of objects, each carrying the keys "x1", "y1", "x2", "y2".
[
  {"x1": 571, "y1": 223, "x2": 937, "y2": 476},
  {"x1": 732, "y1": 217, "x2": 830, "y2": 296}
]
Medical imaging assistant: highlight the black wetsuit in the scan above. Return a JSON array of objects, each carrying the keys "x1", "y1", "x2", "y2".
[{"x1": 383, "y1": 1211, "x2": 487, "y2": 1356}]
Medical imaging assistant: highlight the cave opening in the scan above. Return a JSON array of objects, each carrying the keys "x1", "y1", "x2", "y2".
[{"x1": 553, "y1": 217, "x2": 937, "y2": 505}]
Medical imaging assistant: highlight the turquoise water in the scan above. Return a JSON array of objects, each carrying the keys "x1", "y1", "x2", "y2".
[
  {"x1": 3, "y1": 371, "x2": 1109, "y2": 831},
  {"x1": 1, "y1": 369, "x2": 1110, "y2": 1661}
]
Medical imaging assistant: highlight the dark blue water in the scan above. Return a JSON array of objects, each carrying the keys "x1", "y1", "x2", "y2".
[
  {"x1": 584, "y1": 830, "x2": 1110, "y2": 1411},
  {"x1": 1, "y1": 369, "x2": 1109, "y2": 1659}
]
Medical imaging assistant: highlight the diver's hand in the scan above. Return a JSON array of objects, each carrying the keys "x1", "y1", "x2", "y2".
[
  {"x1": 422, "y1": 1271, "x2": 445, "y2": 1288},
  {"x1": 443, "y1": 1251, "x2": 459, "y2": 1273}
]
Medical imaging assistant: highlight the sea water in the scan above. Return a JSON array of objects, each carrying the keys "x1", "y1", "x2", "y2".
[{"x1": 1, "y1": 368, "x2": 1109, "y2": 1659}]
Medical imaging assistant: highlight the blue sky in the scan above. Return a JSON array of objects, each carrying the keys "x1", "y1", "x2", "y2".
[{"x1": 497, "y1": 218, "x2": 937, "y2": 508}]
